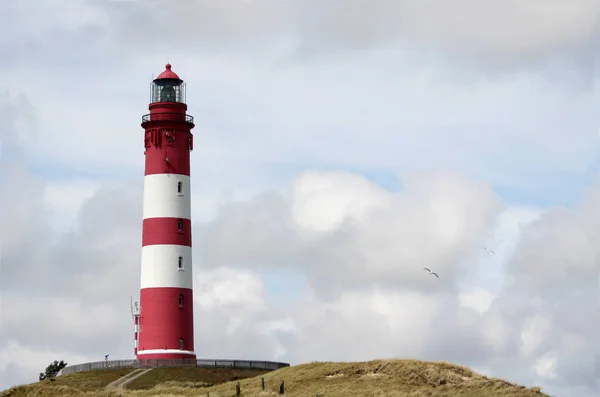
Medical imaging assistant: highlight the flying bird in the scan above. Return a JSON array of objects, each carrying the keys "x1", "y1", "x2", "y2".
[
  {"x1": 484, "y1": 247, "x2": 495, "y2": 254},
  {"x1": 423, "y1": 268, "x2": 439, "y2": 278}
]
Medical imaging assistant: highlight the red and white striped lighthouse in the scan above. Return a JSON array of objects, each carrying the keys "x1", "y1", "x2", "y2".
[{"x1": 136, "y1": 64, "x2": 196, "y2": 360}]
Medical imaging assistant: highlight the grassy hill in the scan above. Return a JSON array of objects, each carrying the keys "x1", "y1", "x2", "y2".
[{"x1": 1, "y1": 359, "x2": 551, "y2": 397}]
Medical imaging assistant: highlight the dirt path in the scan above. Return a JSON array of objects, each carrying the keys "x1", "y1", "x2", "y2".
[{"x1": 106, "y1": 368, "x2": 153, "y2": 389}]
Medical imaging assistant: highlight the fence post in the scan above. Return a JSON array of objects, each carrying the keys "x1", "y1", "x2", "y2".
[
  {"x1": 261, "y1": 377, "x2": 265, "y2": 390},
  {"x1": 279, "y1": 381, "x2": 284, "y2": 395},
  {"x1": 236, "y1": 382, "x2": 241, "y2": 396}
]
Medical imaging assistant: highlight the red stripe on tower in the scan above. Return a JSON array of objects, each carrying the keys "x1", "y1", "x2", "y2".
[
  {"x1": 136, "y1": 64, "x2": 196, "y2": 360},
  {"x1": 142, "y1": 218, "x2": 192, "y2": 246}
]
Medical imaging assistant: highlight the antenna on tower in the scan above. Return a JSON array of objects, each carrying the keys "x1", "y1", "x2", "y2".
[{"x1": 130, "y1": 297, "x2": 140, "y2": 317}]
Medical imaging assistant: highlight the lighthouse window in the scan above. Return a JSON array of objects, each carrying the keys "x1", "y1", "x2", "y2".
[
  {"x1": 179, "y1": 338, "x2": 184, "y2": 350},
  {"x1": 177, "y1": 219, "x2": 183, "y2": 231},
  {"x1": 178, "y1": 294, "x2": 183, "y2": 306},
  {"x1": 178, "y1": 256, "x2": 183, "y2": 269},
  {"x1": 177, "y1": 181, "x2": 183, "y2": 195}
]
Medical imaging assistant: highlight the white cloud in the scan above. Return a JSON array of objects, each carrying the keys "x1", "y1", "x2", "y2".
[
  {"x1": 520, "y1": 315, "x2": 552, "y2": 357},
  {"x1": 43, "y1": 181, "x2": 100, "y2": 232},
  {"x1": 290, "y1": 171, "x2": 390, "y2": 233},
  {"x1": 532, "y1": 353, "x2": 558, "y2": 379},
  {"x1": 85, "y1": 0, "x2": 600, "y2": 60},
  {"x1": 392, "y1": 0, "x2": 599, "y2": 56},
  {"x1": 0, "y1": 340, "x2": 90, "y2": 379},
  {"x1": 194, "y1": 267, "x2": 268, "y2": 312},
  {"x1": 458, "y1": 287, "x2": 495, "y2": 315},
  {"x1": 463, "y1": 206, "x2": 542, "y2": 289},
  {"x1": 481, "y1": 311, "x2": 513, "y2": 353},
  {"x1": 370, "y1": 288, "x2": 444, "y2": 337},
  {"x1": 2, "y1": 2, "x2": 597, "y2": 198},
  {"x1": 201, "y1": 169, "x2": 502, "y2": 292},
  {"x1": 44, "y1": 181, "x2": 99, "y2": 213}
]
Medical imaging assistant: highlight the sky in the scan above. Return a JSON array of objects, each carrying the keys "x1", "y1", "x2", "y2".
[{"x1": 0, "y1": 0, "x2": 599, "y2": 395}]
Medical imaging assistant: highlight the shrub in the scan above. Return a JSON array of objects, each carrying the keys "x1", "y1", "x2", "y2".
[{"x1": 39, "y1": 360, "x2": 68, "y2": 382}]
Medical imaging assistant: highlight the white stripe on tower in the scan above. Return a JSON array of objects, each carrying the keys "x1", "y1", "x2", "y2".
[
  {"x1": 142, "y1": 174, "x2": 192, "y2": 219},
  {"x1": 141, "y1": 244, "x2": 193, "y2": 288}
]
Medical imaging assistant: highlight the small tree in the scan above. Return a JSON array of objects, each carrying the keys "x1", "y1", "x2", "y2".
[{"x1": 39, "y1": 360, "x2": 67, "y2": 382}]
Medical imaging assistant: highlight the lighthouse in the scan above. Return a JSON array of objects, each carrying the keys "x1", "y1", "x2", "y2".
[{"x1": 136, "y1": 64, "x2": 196, "y2": 360}]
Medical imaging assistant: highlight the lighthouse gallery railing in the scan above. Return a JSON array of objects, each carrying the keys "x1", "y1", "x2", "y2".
[
  {"x1": 60, "y1": 359, "x2": 290, "y2": 375},
  {"x1": 141, "y1": 113, "x2": 194, "y2": 123}
]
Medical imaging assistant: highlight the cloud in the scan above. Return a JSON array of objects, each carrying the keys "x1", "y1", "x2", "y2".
[
  {"x1": 282, "y1": 287, "x2": 448, "y2": 362},
  {"x1": 3, "y1": 45, "x2": 594, "y2": 209},
  {"x1": 199, "y1": 170, "x2": 502, "y2": 294},
  {"x1": 2, "y1": 1, "x2": 598, "y2": 204},
  {"x1": 289, "y1": 171, "x2": 392, "y2": 234},
  {"x1": 532, "y1": 353, "x2": 558, "y2": 379},
  {"x1": 458, "y1": 287, "x2": 495, "y2": 315},
  {"x1": 195, "y1": 267, "x2": 269, "y2": 312},
  {"x1": 193, "y1": 267, "x2": 293, "y2": 361},
  {"x1": 193, "y1": 169, "x2": 598, "y2": 396},
  {"x1": 84, "y1": 0, "x2": 600, "y2": 63},
  {"x1": 0, "y1": 340, "x2": 90, "y2": 381}
]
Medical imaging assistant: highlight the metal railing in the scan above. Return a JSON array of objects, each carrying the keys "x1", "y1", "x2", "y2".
[
  {"x1": 60, "y1": 359, "x2": 290, "y2": 375},
  {"x1": 141, "y1": 113, "x2": 194, "y2": 124}
]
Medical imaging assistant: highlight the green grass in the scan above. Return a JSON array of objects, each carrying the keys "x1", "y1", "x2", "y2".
[
  {"x1": 125, "y1": 367, "x2": 269, "y2": 390},
  {"x1": 44, "y1": 369, "x2": 136, "y2": 390},
  {"x1": 0, "y1": 368, "x2": 135, "y2": 397}
]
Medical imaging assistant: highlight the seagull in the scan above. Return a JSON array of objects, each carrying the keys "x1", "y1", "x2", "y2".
[
  {"x1": 423, "y1": 268, "x2": 439, "y2": 278},
  {"x1": 484, "y1": 247, "x2": 495, "y2": 254}
]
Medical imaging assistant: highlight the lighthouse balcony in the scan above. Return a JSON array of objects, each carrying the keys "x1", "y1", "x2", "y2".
[{"x1": 142, "y1": 113, "x2": 194, "y2": 123}]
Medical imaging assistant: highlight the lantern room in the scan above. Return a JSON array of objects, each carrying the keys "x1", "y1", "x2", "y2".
[{"x1": 150, "y1": 64, "x2": 186, "y2": 104}]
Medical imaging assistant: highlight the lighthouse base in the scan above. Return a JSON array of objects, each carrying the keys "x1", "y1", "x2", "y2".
[{"x1": 137, "y1": 349, "x2": 197, "y2": 360}]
